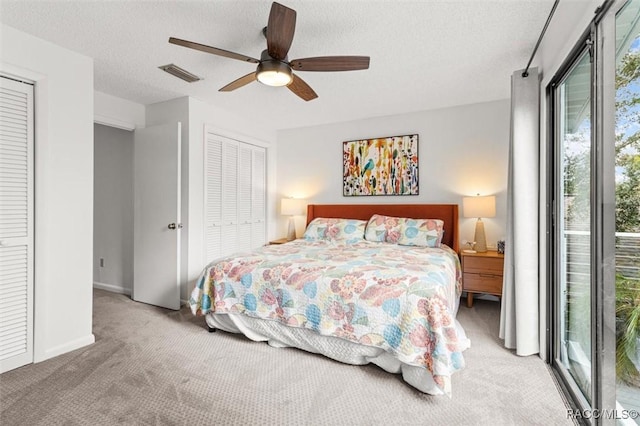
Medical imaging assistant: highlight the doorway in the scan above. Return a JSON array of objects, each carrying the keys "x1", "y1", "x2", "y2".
[{"x1": 93, "y1": 123, "x2": 134, "y2": 296}]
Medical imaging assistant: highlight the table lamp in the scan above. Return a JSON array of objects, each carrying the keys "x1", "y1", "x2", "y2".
[
  {"x1": 463, "y1": 195, "x2": 496, "y2": 253},
  {"x1": 281, "y1": 198, "x2": 304, "y2": 241}
]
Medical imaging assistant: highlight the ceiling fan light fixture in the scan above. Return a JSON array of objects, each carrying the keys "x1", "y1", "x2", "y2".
[
  {"x1": 256, "y1": 61, "x2": 293, "y2": 87},
  {"x1": 169, "y1": 3, "x2": 369, "y2": 100}
]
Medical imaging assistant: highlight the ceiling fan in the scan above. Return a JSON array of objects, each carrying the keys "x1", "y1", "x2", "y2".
[{"x1": 168, "y1": 1, "x2": 370, "y2": 101}]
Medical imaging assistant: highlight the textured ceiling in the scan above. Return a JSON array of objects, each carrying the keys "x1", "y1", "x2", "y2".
[{"x1": 0, "y1": 0, "x2": 554, "y2": 131}]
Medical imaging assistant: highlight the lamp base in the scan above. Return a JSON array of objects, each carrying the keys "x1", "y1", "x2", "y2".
[
  {"x1": 286, "y1": 217, "x2": 296, "y2": 241},
  {"x1": 474, "y1": 218, "x2": 487, "y2": 253}
]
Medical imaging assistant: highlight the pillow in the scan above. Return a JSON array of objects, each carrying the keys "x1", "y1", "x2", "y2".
[
  {"x1": 365, "y1": 214, "x2": 445, "y2": 247},
  {"x1": 303, "y1": 218, "x2": 328, "y2": 241},
  {"x1": 303, "y1": 218, "x2": 366, "y2": 243},
  {"x1": 398, "y1": 218, "x2": 445, "y2": 248},
  {"x1": 364, "y1": 214, "x2": 402, "y2": 243}
]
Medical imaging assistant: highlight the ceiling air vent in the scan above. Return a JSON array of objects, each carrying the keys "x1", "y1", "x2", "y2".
[{"x1": 159, "y1": 64, "x2": 201, "y2": 83}]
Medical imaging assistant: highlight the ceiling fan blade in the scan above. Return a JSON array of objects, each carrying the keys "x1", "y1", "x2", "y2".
[
  {"x1": 290, "y1": 56, "x2": 370, "y2": 72},
  {"x1": 266, "y1": 2, "x2": 297, "y2": 60},
  {"x1": 169, "y1": 37, "x2": 259, "y2": 64},
  {"x1": 287, "y1": 74, "x2": 318, "y2": 101},
  {"x1": 219, "y1": 72, "x2": 257, "y2": 92}
]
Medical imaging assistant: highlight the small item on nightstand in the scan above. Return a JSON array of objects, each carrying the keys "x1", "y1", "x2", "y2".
[
  {"x1": 462, "y1": 241, "x2": 476, "y2": 254},
  {"x1": 497, "y1": 240, "x2": 505, "y2": 254}
]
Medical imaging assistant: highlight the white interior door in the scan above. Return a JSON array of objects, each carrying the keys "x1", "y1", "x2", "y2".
[
  {"x1": 0, "y1": 77, "x2": 34, "y2": 373},
  {"x1": 133, "y1": 122, "x2": 181, "y2": 310}
]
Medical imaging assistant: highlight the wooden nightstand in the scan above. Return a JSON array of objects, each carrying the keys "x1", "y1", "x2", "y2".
[
  {"x1": 268, "y1": 238, "x2": 290, "y2": 245},
  {"x1": 460, "y1": 251, "x2": 504, "y2": 308}
]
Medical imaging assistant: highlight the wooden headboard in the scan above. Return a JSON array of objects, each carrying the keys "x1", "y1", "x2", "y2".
[{"x1": 306, "y1": 204, "x2": 459, "y2": 252}]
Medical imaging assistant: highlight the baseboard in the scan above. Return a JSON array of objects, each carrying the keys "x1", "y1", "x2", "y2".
[
  {"x1": 37, "y1": 333, "x2": 95, "y2": 363},
  {"x1": 93, "y1": 281, "x2": 132, "y2": 296},
  {"x1": 93, "y1": 281, "x2": 189, "y2": 306},
  {"x1": 95, "y1": 282, "x2": 186, "y2": 308}
]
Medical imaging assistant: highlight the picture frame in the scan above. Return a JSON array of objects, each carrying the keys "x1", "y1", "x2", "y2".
[{"x1": 342, "y1": 134, "x2": 419, "y2": 196}]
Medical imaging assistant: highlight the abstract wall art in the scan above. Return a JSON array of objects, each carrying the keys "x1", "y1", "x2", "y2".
[{"x1": 343, "y1": 134, "x2": 419, "y2": 196}]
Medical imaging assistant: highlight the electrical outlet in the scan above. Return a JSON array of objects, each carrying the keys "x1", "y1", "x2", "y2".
[{"x1": 99, "y1": 258, "x2": 104, "y2": 268}]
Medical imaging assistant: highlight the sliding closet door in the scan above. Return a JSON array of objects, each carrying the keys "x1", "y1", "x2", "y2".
[
  {"x1": 238, "y1": 144, "x2": 252, "y2": 251},
  {"x1": 0, "y1": 76, "x2": 34, "y2": 373},
  {"x1": 221, "y1": 141, "x2": 239, "y2": 256},
  {"x1": 205, "y1": 135, "x2": 223, "y2": 261},
  {"x1": 204, "y1": 131, "x2": 266, "y2": 262},
  {"x1": 251, "y1": 148, "x2": 266, "y2": 246}
]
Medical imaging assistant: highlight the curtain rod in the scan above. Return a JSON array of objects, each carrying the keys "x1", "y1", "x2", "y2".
[{"x1": 522, "y1": 0, "x2": 560, "y2": 78}]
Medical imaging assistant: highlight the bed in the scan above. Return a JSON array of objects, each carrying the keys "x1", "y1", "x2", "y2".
[{"x1": 189, "y1": 204, "x2": 470, "y2": 396}]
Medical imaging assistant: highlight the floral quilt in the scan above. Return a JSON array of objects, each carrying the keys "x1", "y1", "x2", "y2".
[{"x1": 189, "y1": 240, "x2": 466, "y2": 393}]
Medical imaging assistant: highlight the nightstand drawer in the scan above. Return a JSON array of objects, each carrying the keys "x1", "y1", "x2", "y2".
[
  {"x1": 463, "y1": 256, "x2": 503, "y2": 275},
  {"x1": 460, "y1": 251, "x2": 504, "y2": 308},
  {"x1": 463, "y1": 273, "x2": 503, "y2": 294}
]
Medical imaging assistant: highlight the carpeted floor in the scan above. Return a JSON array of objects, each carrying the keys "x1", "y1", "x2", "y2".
[{"x1": 0, "y1": 289, "x2": 573, "y2": 425}]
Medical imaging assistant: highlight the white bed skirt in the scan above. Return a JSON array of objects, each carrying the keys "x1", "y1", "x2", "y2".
[{"x1": 206, "y1": 312, "x2": 471, "y2": 396}]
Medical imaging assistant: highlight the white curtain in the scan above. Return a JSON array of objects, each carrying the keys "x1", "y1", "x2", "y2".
[{"x1": 499, "y1": 68, "x2": 540, "y2": 356}]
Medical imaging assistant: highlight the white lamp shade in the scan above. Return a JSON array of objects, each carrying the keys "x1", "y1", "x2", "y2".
[
  {"x1": 281, "y1": 198, "x2": 304, "y2": 216},
  {"x1": 463, "y1": 195, "x2": 496, "y2": 218}
]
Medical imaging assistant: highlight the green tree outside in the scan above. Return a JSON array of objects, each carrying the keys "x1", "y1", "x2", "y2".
[
  {"x1": 616, "y1": 46, "x2": 640, "y2": 233},
  {"x1": 615, "y1": 37, "x2": 640, "y2": 387}
]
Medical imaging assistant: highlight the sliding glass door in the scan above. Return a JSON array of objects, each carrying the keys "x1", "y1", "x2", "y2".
[
  {"x1": 614, "y1": 0, "x2": 640, "y2": 416},
  {"x1": 550, "y1": 0, "x2": 640, "y2": 423},
  {"x1": 552, "y1": 46, "x2": 594, "y2": 407}
]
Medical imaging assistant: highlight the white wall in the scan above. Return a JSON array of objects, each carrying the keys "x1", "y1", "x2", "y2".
[
  {"x1": 146, "y1": 96, "x2": 277, "y2": 301},
  {"x1": 93, "y1": 123, "x2": 134, "y2": 295},
  {"x1": 0, "y1": 24, "x2": 95, "y2": 361},
  {"x1": 276, "y1": 99, "x2": 511, "y2": 248},
  {"x1": 94, "y1": 90, "x2": 145, "y2": 130}
]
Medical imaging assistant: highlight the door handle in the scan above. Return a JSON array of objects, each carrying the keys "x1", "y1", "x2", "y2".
[{"x1": 168, "y1": 223, "x2": 183, "y2": 230}]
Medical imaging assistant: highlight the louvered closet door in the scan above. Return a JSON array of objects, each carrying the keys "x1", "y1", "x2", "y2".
[
  {"x1": 0, "y1": 77, "x2": 34, "y2": 373},
  {"x1": 204, "y1": 131, "x2": 266, "y2": 262},
  {"x1": 237, "y1": 145, "x2": 252, "y2": 252},
  {"x1": 205, "y1": 136, "x2": 222, "y2": 261},
  {"x1": 251, "y1": 148, "x2": 266, "y2": 246},
  {"x1": 221, "y1": 142, "x2": 238, "y2": 257}
]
